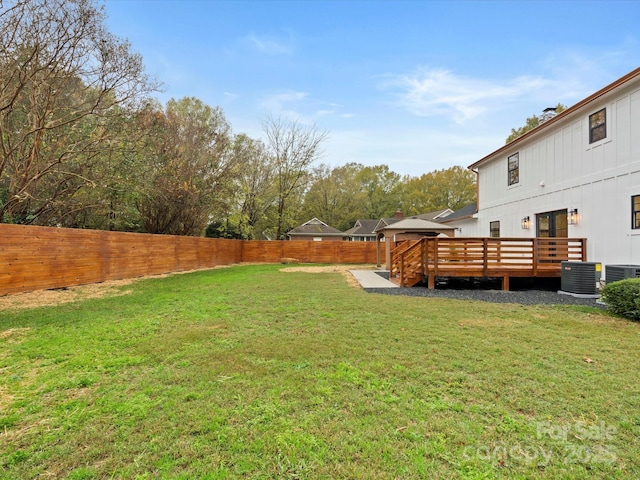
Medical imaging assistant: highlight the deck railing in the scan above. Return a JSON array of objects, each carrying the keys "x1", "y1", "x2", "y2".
[{"x1": 390, "y1": 237, "x2": 587, "y2": 289}]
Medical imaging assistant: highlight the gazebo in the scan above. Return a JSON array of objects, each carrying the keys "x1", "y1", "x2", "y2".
[{"x1": 375, "y1": 217, "x2": 457, "y2": 269}]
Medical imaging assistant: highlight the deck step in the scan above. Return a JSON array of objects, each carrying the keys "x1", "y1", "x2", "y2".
[{"x1": 390, "y1": 274, "x2": 423, "y2": 287}]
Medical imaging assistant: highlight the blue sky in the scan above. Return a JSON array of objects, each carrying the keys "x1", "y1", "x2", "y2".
[{"x1": 104, "y1": 0, "x2": 640, "y2": 177}]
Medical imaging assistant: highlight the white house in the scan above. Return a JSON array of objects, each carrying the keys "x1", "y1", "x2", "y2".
[{"x1": 443, "y1": 66, "x2": 640, "y2": 279}]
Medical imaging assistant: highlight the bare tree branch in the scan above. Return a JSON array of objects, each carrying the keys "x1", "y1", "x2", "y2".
[
  {"x1": 262, "y1": 115, "x2": 328, "y2": 239},
  {"x1": 0, "y1": 0, "x2": 157, "y2": 224}
]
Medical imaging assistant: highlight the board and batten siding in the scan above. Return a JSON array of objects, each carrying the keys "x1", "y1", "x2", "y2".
[{"x1": 457, "y1": 78, "x2": 640, "y2": 275}]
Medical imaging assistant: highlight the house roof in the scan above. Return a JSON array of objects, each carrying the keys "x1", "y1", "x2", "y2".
[
  {"x1": 373, "y1": 217, "x2": 399, "y2": 231},
  {"x1": 439, "y1": 202, "x2": 478, "y2": 223},
  {"x1": 373, "y1": 208, "x2": 453, "y2": 231},
  {"x1": 343, "y1": 219, "x2": 378, "y2": 236},
  {"x1": 415, "y1": 208, "x2": 454, "y2": 221},
  {"x1": 287, "y1": 218, "x2": 344, "y2": 236},
  {"x1": 468, "y1": 66, "x2": 640, "y2": 170},
  {"x1": 376, "y1": 217, "x2": 456, "y2": 232}
]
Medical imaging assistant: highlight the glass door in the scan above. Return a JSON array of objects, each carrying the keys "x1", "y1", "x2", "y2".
[
  {"x1": 536, "y1": 209, "x2": 569, "y2": 263},
  {"x1": 536, "y1": 209, "x2": 568, "y2": 237}
]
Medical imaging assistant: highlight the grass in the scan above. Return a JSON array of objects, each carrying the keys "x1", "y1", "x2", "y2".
[{"x1": 1, "y1": 264, "x2": 640, "y2": 479}]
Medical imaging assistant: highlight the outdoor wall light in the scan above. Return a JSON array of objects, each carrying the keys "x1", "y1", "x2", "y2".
[
  {"x1": 521, "y1": 216, "x2": 530, "y2": 229},
  {"x1": 568, "y1": 208, "x2": 579, "y2": 225}
]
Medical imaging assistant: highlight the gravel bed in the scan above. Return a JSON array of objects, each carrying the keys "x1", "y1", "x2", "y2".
[{"x1": 367, "y1": 273, "x2": 605, "y2": 307}]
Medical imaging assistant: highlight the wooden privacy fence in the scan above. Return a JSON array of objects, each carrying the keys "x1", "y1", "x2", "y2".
[
  {"x1": 391, "y1": 237, "x2": 587, "y2": 289},
  {"x1": 241, "y1": 240, "x2": 376, "y2": 264},
  {"x1": 0, "y1": 224, "x2": 377, "y2": 295}
]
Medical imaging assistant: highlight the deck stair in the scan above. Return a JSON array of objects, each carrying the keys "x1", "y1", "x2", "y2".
[{"x1": 389, "y1": 239, "x2": 424, "y2": 287}]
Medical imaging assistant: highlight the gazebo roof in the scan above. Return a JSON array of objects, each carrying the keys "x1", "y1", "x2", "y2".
[{"x1": 376, "y1": 217, "x2": 455, "y2": 232}]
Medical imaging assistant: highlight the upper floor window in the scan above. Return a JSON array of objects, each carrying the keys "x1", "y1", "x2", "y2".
[
  {"x1": 589, "y1": 108, "x2": 606, "y2": 144},
  {"x1": 632, "y1": 195, "x2": 640, "y2": 229},
  {"x1": 508, "y1": 152, "x2": 519, "y2": 186},
  {"x1": 490, "y1": 221, "x2": 500, "y2": 238}
]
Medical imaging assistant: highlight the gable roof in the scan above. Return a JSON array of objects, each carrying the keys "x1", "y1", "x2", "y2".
[
  {"x1": 287, "y1": 218, "x2": 344, "y2": 236},
  {"x1": 439, "y1": 202, "x2": 478, "y2": 223},
  {"x1": 414, "y1": 208, "x2": 454, "y2": 221},
  {"x1": 469, "y1": 66, "x2": 640, "y2": 170},
  {"x1": 343, "y1": 219, "x2": 378, "y2": 236},
  {"x1": 375, "y1": 217, "x2": 455, "y2": 232},
  {"x1": 373, "y1": 208, "x2": 454, "y2": 231},
  {"x1": 373, "y1": 217, "x2": 398, "y2": 232}
]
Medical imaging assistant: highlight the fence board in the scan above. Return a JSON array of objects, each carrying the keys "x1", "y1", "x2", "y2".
[{"x1": 0, "y1": 225, "x2": 376, "y2": 295}]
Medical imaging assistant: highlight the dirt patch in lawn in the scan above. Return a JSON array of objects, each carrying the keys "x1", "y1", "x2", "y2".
[
  {"x1": 280, "y1": 264, "x2": 377, "y2": 289},
  {"x1": 0, "y1": 279, "x2": 138, "y2": 311}
]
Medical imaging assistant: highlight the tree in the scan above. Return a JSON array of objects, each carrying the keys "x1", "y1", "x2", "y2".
[
  {"x1": 355, "y1": 164, "x2": 402, "y2": 219},
  {"x1": 0, "y1": 0, "x2": 155, "y2": 225},
  {"x1": 136, "y1": 98, "x2": 234, "y2": 236},
  {"x1": 505, "y1": 103, "x2": 567, "y2": 143},
  {"x1": 262, "y1": 116, "x2": 328, "y2": 239},
  {"x1": 299, "y1": 163, "x2": 366, "y2": 231},
  {"x1": 398, "y1": 166, "x2": 476, "y2": 214},
  {"x1": 224, "y1": 133, "x2": 276, "y2": 239},
  {"x1": 51, "y1": 105, "x2": 147, "y2": 231}
]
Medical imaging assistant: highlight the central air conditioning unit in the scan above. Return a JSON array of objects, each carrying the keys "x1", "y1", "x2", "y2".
[
  {"x1": 605, "y1": 265, "x2": 640, "y2": 283},
  {"x1": 560, "y1": 261, "x2": 602, "y2": 295}
]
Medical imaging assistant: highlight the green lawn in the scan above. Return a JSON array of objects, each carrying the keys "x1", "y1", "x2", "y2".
[{"x1": 1, "y1": 264, "x2": 639, "y2": 479}]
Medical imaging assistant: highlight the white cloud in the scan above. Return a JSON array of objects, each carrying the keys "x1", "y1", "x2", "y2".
[
  {"x1": 245, "y1": 34, "x2": 293, "y2": 55},
  {"x1": 259, "y1": 91, "x2": 354, "y2": 124},
  {"x1": 538, "y1": 44, "x2": 640, "y2": 101},
  {"x1": 323, "y1": 126, "x2": 502, "y2": 177},
  {"x1": 383, "y1": 68, "x2": 552, "y2": 124},
  {"x1": 260, "y1": 90, "x2": 309, "y2": 120}
]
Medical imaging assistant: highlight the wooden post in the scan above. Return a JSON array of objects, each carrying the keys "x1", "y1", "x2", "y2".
[
  {"x1": 483, "y1": 238, "x2": 488, "y2": 276},
  {"x1": 502, "y1": 276, "x2": 509, "y2": 291},
  {"x1": 433, "y1": 238, "x2": 439, "y2": 278},
  {"x1": 421, "y1": 238, "x2": 426, "y2": 277},
  {"x1": 532, "y1": 238, "x2": 538, "y2": 276}
]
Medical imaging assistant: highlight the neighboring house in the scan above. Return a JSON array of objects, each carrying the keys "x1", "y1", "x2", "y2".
[
  {"x1": 443, "y1": 66, "x2": 640, "y2": 279},
  {"x1": 373, "y1": 209, "x2": 406, "y2": 233},
  {"x1": 373, "y1": 208, "x2": 454, "y2": 233},
  {"x1": 286, "y1": 218, "x2": 344, "y2": 241},
  {"x1": 375, "y1": 216, "x2": 457, "y2": 268},
  {"x1": 343, "y1": 219, "x2": 379, "y2": 242},
  {"x1": 415, "y1": 208, "x2": 455, "y2": 222},
  {"x1": 439, "y1": 202, "x2": 477, "y2": 236}
]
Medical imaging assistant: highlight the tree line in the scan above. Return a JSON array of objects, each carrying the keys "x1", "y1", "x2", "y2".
[{"x1": 0, "y1": 0, "x2": 476, "y2": 239}]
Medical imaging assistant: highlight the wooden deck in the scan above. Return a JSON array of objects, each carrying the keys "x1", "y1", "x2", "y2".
[{"x1": 390, "y1": 237, "x2": 587, "y2": 289}]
